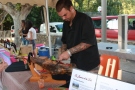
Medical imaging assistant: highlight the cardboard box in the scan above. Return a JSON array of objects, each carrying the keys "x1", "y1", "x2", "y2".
[
  {"x1": 38, "y1": 56, "x2": 48, "y2": 60},
  {"x1": 20, "y1": 44, "x2": 32, "y2": 56}
]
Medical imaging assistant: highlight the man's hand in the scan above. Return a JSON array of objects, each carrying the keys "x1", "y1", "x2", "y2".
[{"x1": 58, "y1": 50, "x2": 70, "y2": 61}]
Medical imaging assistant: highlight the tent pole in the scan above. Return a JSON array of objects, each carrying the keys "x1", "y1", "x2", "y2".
[
  {"x1": 45, "y1": 0, "x2": 52, "y2": 56},
  {"x1": 101, "y1": 0, "x2": 107, "y2": 42}
]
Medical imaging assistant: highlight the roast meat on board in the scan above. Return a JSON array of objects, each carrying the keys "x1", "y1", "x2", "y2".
[{"x1": 28, "y1": 53, "x2": 76, "y2": 75}]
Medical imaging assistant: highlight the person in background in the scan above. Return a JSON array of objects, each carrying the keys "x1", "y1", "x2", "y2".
[
  {"x1": 52, "y1": 0, "x2": 100, "y2": 88},
  {"x1": 18, "y1": 20, "x2": 29, "y2": 45},
  {"x1": 25, "y1": 20, "x2": 37, "y2": 57}
]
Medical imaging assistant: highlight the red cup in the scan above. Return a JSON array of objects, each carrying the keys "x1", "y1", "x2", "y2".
[{"x1": 38, "y1": 78, "x2": 45, "y2": 89}]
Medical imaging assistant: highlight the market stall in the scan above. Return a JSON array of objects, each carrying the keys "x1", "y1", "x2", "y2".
[{"x1": 0, "y1": 44, "x2": 66, "y2": 89}]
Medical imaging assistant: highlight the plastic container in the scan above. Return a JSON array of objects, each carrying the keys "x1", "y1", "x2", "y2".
[
  {"x1": 38, "y1": 78, "x2": 44, "y2": 89},
  {"x1": 38, "y1": 47, "x2": 50, "y2": 58}
]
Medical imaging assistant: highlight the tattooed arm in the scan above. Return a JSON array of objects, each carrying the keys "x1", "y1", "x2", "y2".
[
  {"x1": 61, "y1": 44, "x2": 67, "y2": 53},
  {"x1": 69, "y1": 43, "x2": 91, "y2": 55},
  {"x1": 58, "y1": 43, "x2": 91, "y2": 61}
]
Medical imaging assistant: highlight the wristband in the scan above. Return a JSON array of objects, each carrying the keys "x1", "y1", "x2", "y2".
[{"x1": 67, "y1": 49, "x2": 72, "y2": 56}]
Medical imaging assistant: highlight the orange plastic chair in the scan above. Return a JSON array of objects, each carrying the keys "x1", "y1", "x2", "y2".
[{"x1": 98, "y1": 54, "x2": 122, "y2": 80}]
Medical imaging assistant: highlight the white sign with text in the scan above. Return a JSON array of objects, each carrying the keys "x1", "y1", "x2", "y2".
[
  {"x1": 95, "y1": 75, "x2": 135, "y2": 90},
  {"x1": 69, "y1": 68, "x2": 98, "y2": 90}
]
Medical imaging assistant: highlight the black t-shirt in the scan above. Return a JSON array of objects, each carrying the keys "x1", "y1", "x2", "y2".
[
  {"x1": 22, "y1": 29, "x2": 27, "y2": 37},
  {"x1": 62, "y1": 11, "x2": 100, "y2": 71}
]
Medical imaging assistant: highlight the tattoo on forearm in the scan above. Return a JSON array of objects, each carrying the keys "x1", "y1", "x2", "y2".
[
  {"x1": 69, "y1": 43, "x2": 91, "y2": 54},
  {"x1": 61, "y1": 44, "x2": 67, "y2": 53}
]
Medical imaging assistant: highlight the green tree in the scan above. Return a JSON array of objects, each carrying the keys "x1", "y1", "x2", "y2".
[
  {"x1": 0, "y1": 2, "x2": 33, "y2": 45},
  {"x1": 120, "y1": 0, "x2": 135, "y2": 14},
  {"x1": 85, "y1": 0, "x2": 122, "y2": 15},
  {"x1": 83, "y1": 0, "x2": 100, "y2": 12},
  {"x1": 3, "y1": 14, "x2": 13, "y2": 30},
  {"x1": 27, "y1": 6, "x2": 42, "y2": 31},
  {"x1": 74, "y1": 0, "x2": 84, "y2": 11},
  {"x1": 107, "y1": 0, "x2": 122, "y2": 15},
  {"x1": 49, "y1": 7, "x2": 62, "y2": 22}
]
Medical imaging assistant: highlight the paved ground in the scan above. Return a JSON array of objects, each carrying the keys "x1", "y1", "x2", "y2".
[{"x1": 120, "y1": 59, "x2": 135, "y2": 84}]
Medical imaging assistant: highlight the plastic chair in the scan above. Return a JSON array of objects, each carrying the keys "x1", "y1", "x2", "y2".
[{"x1": 98, "y1": 54, "x2": 122, "y2": 80}]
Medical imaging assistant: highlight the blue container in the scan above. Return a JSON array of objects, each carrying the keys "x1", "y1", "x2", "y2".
[{"x1": 38, "y1": 47, "x2": 50, "y2": 58}]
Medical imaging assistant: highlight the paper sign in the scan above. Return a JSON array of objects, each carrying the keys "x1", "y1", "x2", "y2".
[
  {"x1": 69, "y1": 68, "x2": 98, "y2": 90},
  {"x1": 95, "y1": 75, "x2": 135, "y2": 90}
]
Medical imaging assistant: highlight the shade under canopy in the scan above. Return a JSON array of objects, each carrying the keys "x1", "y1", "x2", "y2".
[
  {"x1": 0, "y1": 0, "x2": 58, "y2": 56},
  {"x1": 0, "y1": 0, "x2": 58, "y2": 7}
]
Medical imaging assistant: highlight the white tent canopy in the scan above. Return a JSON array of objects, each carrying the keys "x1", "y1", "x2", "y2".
[
  {"x1": 0, "y1": 0, "x2": 58, "y2": 56},
  {"x1": 0, "y1": 0, "x2": 58, "y2": 7}
]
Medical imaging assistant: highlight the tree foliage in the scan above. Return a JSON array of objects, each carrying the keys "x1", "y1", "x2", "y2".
[
  {"x1": 1, "y1": 3, "x2": 32, "y2": 30},
  {"x1": 48, "y1": 7, "x2": 63, "y2": 22},
  {"x1": 3, "y1": 14, "x2": 13, "y2": 30},
  {"x1": 2, "y1": 0, "x2": 135, "y2": 30},
  {"x1": 107, "y1": 0, "x2": 122, "y2": 15},
  {"x1": 83, "y1": 0, "x2": 100, "y2": 12},
  {"x1": 120, "y1": 0, "x2": 135, "y2": 14},
  {"x1": 27, "y1": 6, "x2": 43, "y2": 31},
  {"x1": 74, "y1": 0, "x2": 84, "y2": 11}
]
